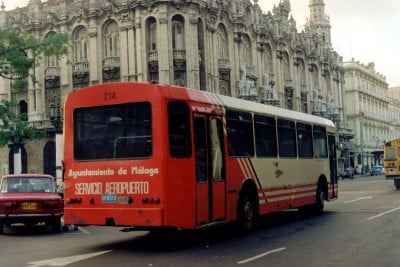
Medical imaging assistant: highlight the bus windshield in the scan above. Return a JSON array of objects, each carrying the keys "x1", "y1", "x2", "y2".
[{"x1": 73, "y1": 102, "x2": 152, "y2": 160}]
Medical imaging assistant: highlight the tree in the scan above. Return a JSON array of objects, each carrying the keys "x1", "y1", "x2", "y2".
[
  {"x1": 0, "y1": 29, "x2": 69, "y2": 82},
  {"x1": 0, "y1": 29, "x2": 69, "y2": 173},
  {"x1": 0, "y1": 99, "x2": 46, "y2": 147}
]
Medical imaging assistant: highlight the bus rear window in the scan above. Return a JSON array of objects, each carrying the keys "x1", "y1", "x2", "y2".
[
  {"x1": 74, "y1": 102, "x2": 152, "y2": 160},
  {"x1": 385, "y1": 147, "x2": 397, "y2": 160}
]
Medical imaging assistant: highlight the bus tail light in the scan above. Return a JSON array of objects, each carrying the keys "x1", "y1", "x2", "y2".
[{"x1": 142, "y1": 197, "x2": 160, "y2": 204}]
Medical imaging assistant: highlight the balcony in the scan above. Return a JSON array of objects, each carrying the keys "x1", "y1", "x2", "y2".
[
  {"x1": 300, "y1": 84, "x2": 308, "y2": 92},
  {"x1": 147, "y1": 50, "x2": 158, "y2": 62},
  {"x1": 218, "y1": 58, "x2": 230, "y2": 69},
  {"x1": 173, "y1": 49, "x2": 186, "y2": 61},
  {"x1": 284, "y1": 79, "x2": 294, "y2": 89},
  {"x1": 103, "y1": 56, "x2": 120, "y2": 70},
  {"x1": 246, "y1": 66, "x2": 255, "y2": 77},
  {"x1": 358, "y1": 86, "x2": 387, "y2": 102},
  {"x1": 45, "y1": 66, "x2": 60, "y2": 79},
  {"x1": 73, "y1": 60, "x2": 89, "y2": 74}
]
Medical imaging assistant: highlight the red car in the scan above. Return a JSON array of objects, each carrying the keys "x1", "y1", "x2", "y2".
[{"x1": 0, "y1": 174, "x2": 63, "y2": 234}]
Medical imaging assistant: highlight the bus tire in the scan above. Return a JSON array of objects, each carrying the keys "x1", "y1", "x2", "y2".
[
  {"x1": 313, "y1": 182, "x2": 325, "y2": 214},
  {"x1": 237, "y1": 188, "x2": 258, "y2": 231},
  {"x1": 394, "y1": 179, "x2": 400, "y2": 189}
]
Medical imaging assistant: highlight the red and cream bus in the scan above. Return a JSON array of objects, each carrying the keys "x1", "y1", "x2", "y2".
[{"x1": 63, "y1": 82, "x2": 338, "y2": 230}]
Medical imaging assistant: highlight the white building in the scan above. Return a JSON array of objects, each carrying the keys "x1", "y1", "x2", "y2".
[
  {"x1": 0, "y1": 0, "x2": 347, "y2": 176},
  {"x1": 387, "y1": 86, "x2": 400, "y2": 141},
  {"x1": 344, "y1": 60, "x2": 390, "y2": 173}
]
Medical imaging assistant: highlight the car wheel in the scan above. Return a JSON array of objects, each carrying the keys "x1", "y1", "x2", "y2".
[{"x1": 51, "y1": 217, "x2": 62, "y2": 233}]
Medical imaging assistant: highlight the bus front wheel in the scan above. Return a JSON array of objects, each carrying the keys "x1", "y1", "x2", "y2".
[{"x1": 237, "y1": 190, "x2": 258, "y2": 231}]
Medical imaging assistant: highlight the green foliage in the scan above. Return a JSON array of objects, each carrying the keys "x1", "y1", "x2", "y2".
[
  {"x1": 0, "y1": 99, "x2": 46, "y2": 147},
  {"x1": 11, "y1": 78, "x2": 28, "y2": 91},
  {"x1": 0, "y1": 29, "x2": 70, "y2": 84}
]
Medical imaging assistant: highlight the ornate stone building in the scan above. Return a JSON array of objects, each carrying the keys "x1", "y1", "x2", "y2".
[
  {"x1": 0, "y1": 0, "x2": 348, "y2": 177},
  {"x1": 343, "y1": 60, "x2": 392, "y2": 173}
]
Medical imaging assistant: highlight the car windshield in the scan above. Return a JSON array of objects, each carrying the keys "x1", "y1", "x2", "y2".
[{"x1": 0, "y1": 177, "x2": 55, "y2": 193}]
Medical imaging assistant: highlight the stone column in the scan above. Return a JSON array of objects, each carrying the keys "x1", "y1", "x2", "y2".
[
  {"x1": 119, "y1": 25, "x2": 130, "y2": 81},
  {"x1": 158, "y1": 13, "x2": 170, "y2": 84},
  {"x1": 134, "y1": 17, "x2": 144, "y2": 82},
  {"x1": 88, "y1": 27, "x2": 99, "y2": 85},
  {"x1": 186, "y1": 15, "x2": 200, "y2": 90}
]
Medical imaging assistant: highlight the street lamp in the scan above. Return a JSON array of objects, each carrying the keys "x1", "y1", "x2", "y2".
[{"x1": 49, "y1": 104, "x2": 63, "y2": 185}]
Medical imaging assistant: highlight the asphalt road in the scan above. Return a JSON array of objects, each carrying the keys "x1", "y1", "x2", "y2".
[{"x1": 1, "y1": 175, "x2": 399, "y2": 267}]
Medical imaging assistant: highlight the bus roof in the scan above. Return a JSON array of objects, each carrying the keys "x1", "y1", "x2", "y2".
[
  {"x1": 158, "y1": 84, "x2": 335, "y2": 129},
  {"x1": 66, "y1": 82, "x2": 336, "y2": 129}
]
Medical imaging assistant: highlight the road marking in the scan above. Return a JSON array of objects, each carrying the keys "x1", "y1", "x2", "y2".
[
  {"x1": 26, "y1": 250, "x2": 111, "y2": 267},
  {"x1": 344, "y1": 196, "x2": 373, "y2": 203},
  {"x1": 366, "y1": 207, "x2": 400, "y2": 221},
  {"x1": 237, "y1": 247, "x2": 286, "y2": 264},
  {"x1": 77, "y1": 226, "x2": 90, "y2": 234}
]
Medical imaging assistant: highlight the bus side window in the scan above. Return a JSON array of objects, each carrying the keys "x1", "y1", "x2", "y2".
[
  {"x1": 254, "y1": 114, "x2": 277, "y2": 157},
  {"x1": 277, "y1": 119, "x2": 297, "y2": 158},
  {"x1": 297, "y1": 122, "x2": 313, "y2": 158},
  {"x1": 226, "y1": 110, "x2": 254, "y2": 157},
  {"x1": 313, "y1": 126, "x2": 328, "y2": 158},
  {"x1": 168, "y1": 101, "x2": 192, "y2": 158}
]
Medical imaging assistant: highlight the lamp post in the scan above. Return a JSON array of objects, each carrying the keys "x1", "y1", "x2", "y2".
[
  {"x1": 50, "y1": 104, "x2": 63, "y2": 185},
  {"x1": 359, "y1": 112, "x2": 364, "y2": 174}
]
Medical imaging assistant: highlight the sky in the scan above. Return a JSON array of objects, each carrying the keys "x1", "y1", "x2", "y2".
[{"x1": 3, "y1": 0, "x2": 400, "y2": 87}]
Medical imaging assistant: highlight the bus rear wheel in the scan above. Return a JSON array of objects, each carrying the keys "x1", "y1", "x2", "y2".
[
  {"x1": 237, "y1": 191, "x2": 258, "y2": 231},
  {"x1": 313, "y1": 183, "x2": 325, "y2": 214}
]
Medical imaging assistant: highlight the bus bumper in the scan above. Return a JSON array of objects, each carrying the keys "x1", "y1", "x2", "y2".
[{"x1": 64, "y1": 207, "x2": 163, "y2": 227}]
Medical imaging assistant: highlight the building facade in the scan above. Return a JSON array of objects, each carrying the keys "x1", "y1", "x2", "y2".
[
  {"x1": 0, "y1": 0, "x2": 347, "y2": 177},
  {"x1": 387, "y1": 86, "x2": 400, "y2": 141},
  {"x1": 343, "y1": 60, "x2": 395, "y2": 173}
]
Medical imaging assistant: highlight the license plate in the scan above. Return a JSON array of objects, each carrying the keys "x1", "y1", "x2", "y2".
[{"x1": 22, "y1": 202, "x2": 37, "y2": 210}]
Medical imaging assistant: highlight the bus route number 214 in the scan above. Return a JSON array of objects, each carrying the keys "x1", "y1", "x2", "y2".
[{"x1": 104, "y1": 91, "x2": 116, "y2": 101}]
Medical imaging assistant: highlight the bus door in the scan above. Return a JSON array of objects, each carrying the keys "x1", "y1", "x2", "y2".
[
  {"x1": 193, "y1": 114, "x2": 226, "y2": 225},
  {"x1": 328, "y1": 134, "x2": 338, "y2": 198}
]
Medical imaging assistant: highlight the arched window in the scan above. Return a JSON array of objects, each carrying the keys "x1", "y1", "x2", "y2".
[
  {"x1": 265, "y1": 45, "x2": 274, "y2": 75},
  {"x1": 216, "y1": 24, "x2": 229, "y2": 61},
  {"x1": 282, "y1": 53, "x2": 291, "y2": 81},
  {"x1": 147, "y1": 17, "x2": 157, "y2": 51},
  {"x1": 19, "y1": 100, "x2": 28, "y2": 121},
  {"x1": 241, "y1": 35, "x2": 252, "y2": 69},
  {"x1": 103, "y1": 20, "x2": 119, "y2": 58},
  {"x1": 45, "y1": 32, "x2": 59, "y2": 69},
  {"x1": 198, "y1": 18, "x2": 206, "y2": 91},
  {"x1": 172, "y1": 16, "x2": 185, "y2": 50},
  {"x1": 172, "y1": 15, "x2": 186, "y2": 87},
  {"x1": 146, "y1": 17, "x2": 158, "y2": 82},
  {"x1": 43, "y1": 141, "x2": 56, "y2": 177},
  {"x1": 73, "y1": 26, "x2": 89, "y2": 62}
]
